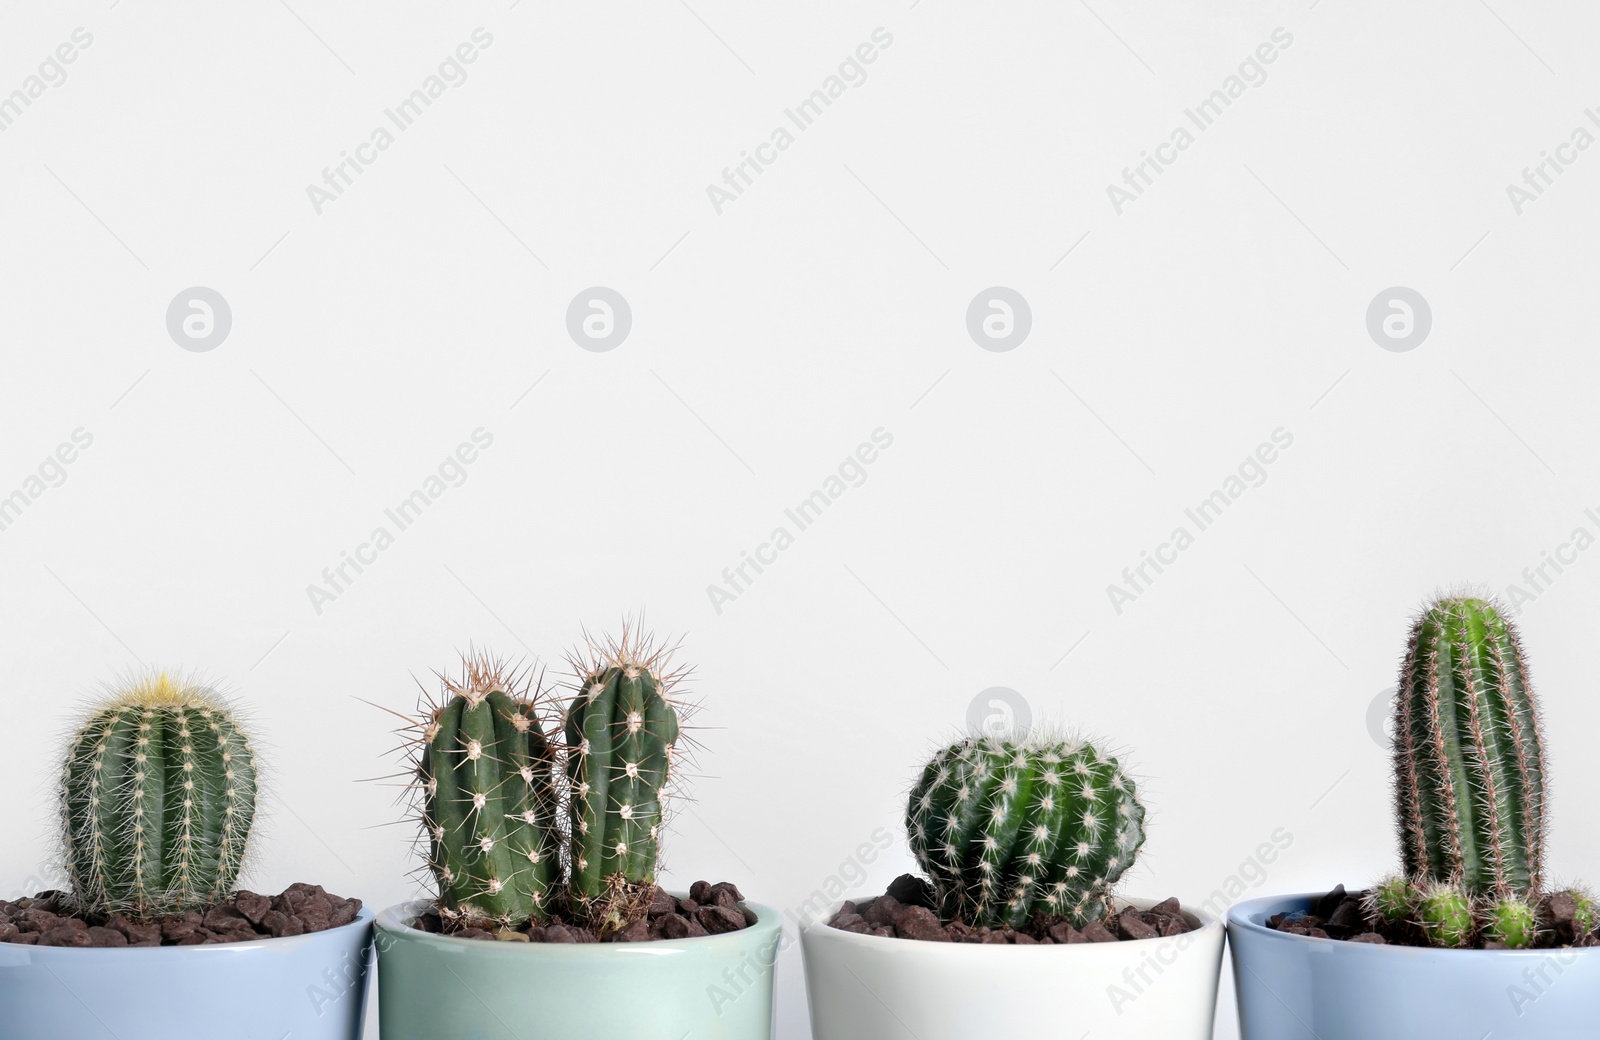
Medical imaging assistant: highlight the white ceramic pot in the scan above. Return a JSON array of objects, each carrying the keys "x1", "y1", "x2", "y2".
[{"x1": 801, "y1": 896, "x2": 1224, "y2": 1040}]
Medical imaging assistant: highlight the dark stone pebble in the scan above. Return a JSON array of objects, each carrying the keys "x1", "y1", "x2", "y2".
[
  {"x1": 653, "y1": 913, "x2": 692, "y2": 939},
  {"x1": 234, "y1": 891, "x2": 272, "y2": 924},
  {"x1": 0, "y1": 884, "x2": 361, "y2": 948},
  {"x1": 831, "y1": 875, "x2": 1196, "y2": 944},
  {"x1": 430, "y1": 881, "x2": 754, "y2": 945},
  {"x1": 1082, "y1": 921, "x2": 1120, "y2": 943},
  {"x1": 1117, "y1": 907, "x2": 1159, "y2": 941},
  {"x1": 862, "y1": 895, "x2": 902, "y2": 928},
  {"x1": 895, "y1": 906, "x2": 948, "y2": 942},
  {"x1": 887, "y1": 874, "x2": 936, "y2": 910},
  {"x1": 646, "y1": 887, "x2": 677, "y2": 917},
  {"x1": 39, "y1": 926, "x2": 92, "y2": 947},
  {"x1": 606, "y1": 919, "x2": 651, "y2": 943},
  {"x1": 698, "y1": 904, "x2": 747, "y2": 935}
]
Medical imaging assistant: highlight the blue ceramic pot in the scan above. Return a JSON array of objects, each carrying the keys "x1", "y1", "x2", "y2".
[
  {"x1": 1229, "y1": 893, "x2": 1600, "y2": 1039},
  {"x1": 0, "y1": 907, "x2": 373, "y2": 1040},
  {"x1": 375, "y1": 897, "x2": 781, "y2": 1040}
]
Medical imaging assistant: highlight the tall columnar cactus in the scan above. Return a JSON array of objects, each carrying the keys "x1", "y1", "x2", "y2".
[
  {"x1": 414, "y1": 656, "x2": 561, "y2": 927},
  {"x1": 907, "y1": 734, "x2": 1147, "y2": 929},
  {"x1": 1393, "y1": 595, "x2": 1546, "y2": 900},
  {"x1": 61, "y1": 674, "x2": 258, "y2": 918},
  {"x1": 565, "y1": 631, "x2": 684, "y2": 900}
]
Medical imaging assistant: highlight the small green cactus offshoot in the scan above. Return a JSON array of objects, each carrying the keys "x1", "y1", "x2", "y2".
[
  {"x1": 1573, "y1": 892, "x2": 1598, "y2": 938},
  {"x1": 62, "y1": 674, "x2": 258, "y2": 919},
  {"x1": 1486, "y1": 898, "x2": 1539, "y2": 950},
  {"x1": 1367, "y1": 876, "x2": 1418, "y2": 927},
  {"x1": 411, "y1": 655, "x2": 561, "y2": 928},
  {"x1": 906, "y1": 733, "x2": 1146, "y2": 929},
  {"x1": 564, "y1": 629, "x2": 685, "y2": 902},
  {"x1": 1418, "y1": 884, "x2": 1474, "y2": 949}
]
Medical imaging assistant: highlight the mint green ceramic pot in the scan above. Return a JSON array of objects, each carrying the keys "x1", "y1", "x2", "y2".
[{"x1": 375, "y1": 898, "x2": 780, "y2": 1040}]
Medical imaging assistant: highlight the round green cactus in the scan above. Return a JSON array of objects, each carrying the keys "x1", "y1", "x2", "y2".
[
  {"x1": 1486, "y1": 897, "x2": 1539, "y2": 949},
  {"x1": 1572, "y1": 891, "x2": 1598, "y2": 938},
  {"x1": 907, "y1": 734, "x2": 1146, "y2": 928},
  {"x1": 61, "y1": 674, "x2": 258, "y2": 918},
  {"x1": 564, "y1": 631, "x2": 684, "y2": 900},
  {"x1": 414, "y1": 656, "x2": 561, "y2": 927},
  {"x1": 1418, "y1": 883, "x2": 1474, "y2": 948},
  {"x1": 1367, "y1": 876, "x2": 1418, "y2": 927}
]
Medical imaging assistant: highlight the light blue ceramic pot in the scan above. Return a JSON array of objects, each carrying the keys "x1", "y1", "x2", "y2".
[
  {"x1": 376, "y1": 897, "x2": 781, "y2": 1040},
  {"x1": 0, "y1": 907, "x2": 373, "y2": 1040},
  {"x1": 1230, "y1": 893, "x2": 1600, "y2": 1039}
]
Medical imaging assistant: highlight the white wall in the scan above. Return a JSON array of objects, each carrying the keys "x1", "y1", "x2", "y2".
[{"x1": 3, "y1": 1, "x2": 1598, "y2": 1036}]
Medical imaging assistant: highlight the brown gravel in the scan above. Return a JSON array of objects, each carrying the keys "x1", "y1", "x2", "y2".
[
  {"x1": 0, "y1": 884, "x2": 363, "y2": 948},
  {"x1": 413, "y1": 880, "x2": 756, "y2": 943},
  {"x1": 1266, "y1": 883, "x2": 1600, "y2": 950},
  {"x1": 829, "y1": 874, "x2": 1197, "y2": 944}
]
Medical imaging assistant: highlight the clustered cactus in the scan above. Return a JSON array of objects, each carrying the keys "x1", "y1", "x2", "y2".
[
  {"x1": 907, "y1": 733, "x2": 1146, "y2": 928},
  {"x1": 1371, "y1": 594, "x2": 1595, "y2": 948},
  {"x1": 61, "y1": 673, "x2": 259, "y2": 919},
  {"x1": 408, "y1": 630, "x2": 689, "y2": 931}
]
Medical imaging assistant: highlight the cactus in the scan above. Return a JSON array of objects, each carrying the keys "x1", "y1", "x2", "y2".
[
  {"x1": 61, "y1": 674, "x2": 258, "y2": 918},
  {"x1": 413, "y1": 655, "x2": 561, "y2": 927},
  {"x1": 1418, "y1": 883, "x2": 1474, "y2": 948},
  {"x1": 1393, "y1": 595, "x2": 1546, "y2": 899},
  {"x1": 907, "y1": 734, "x2": 1146, "y2": 929},
  {"x1": 1373, "y1": 594, "x2": 1600, "y2": 949},
  {"x1": 564, "y1": 630, "x2": 684, "y2": 901},
  {"x1": 1366, "y1": 875, "x2": 1418, "y2": 927},
  {"x1": 1486, "y1": 896, "x2": 1538, "y2": 949},
  {"x1": 1573, "y1": 892, "x2": 1598, "y2": 938}
]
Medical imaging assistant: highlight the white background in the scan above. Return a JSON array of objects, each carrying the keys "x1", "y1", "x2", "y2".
[{"x1": 4, "y1": 1, "x2": 1600, "y2": 1036}]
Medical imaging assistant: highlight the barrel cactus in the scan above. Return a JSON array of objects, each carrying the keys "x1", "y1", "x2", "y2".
[
  {"x1": 907, "y1": 734, "x2": 1146, "y2": 928},
  {"x1": 61, "y1": 673, "x2": 258, "y2": 918},
  {"x1": 412, "y1": 655, "x2": 561, "y2": 927},
  {"x1": 564, "y1": 630, "x2": 684, "y2": 901}
]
